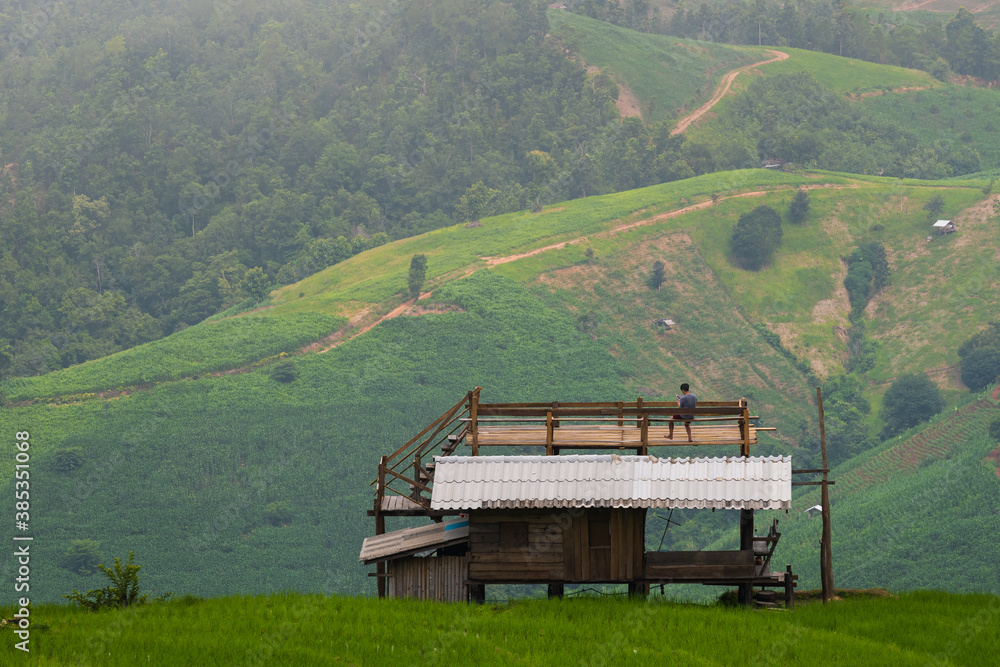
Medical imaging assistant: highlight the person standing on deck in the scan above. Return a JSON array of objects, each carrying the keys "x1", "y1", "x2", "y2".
[{"x1": 667, "y1": 383, "x2": 697, "y2": 442}]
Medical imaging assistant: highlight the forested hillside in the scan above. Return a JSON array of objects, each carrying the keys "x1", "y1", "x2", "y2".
[
  {"x1": 1, "y1": 0, "x2": 713, "y2": 377},
  {"x1": 5, "y1": 1, "x2": 999, "y2": 380}
]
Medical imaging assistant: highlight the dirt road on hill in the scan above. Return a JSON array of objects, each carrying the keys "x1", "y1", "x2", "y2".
[
  {"x1": 321, "y1": 182, "x2": 859, "y2": 352},
  {"x1": 670, "y1": 49, "x2": 789, "y2": 136}
]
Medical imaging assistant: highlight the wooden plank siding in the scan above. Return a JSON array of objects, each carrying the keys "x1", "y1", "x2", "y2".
[
  {"x1": 645, "y1": 550, "x2": 755, "y2": 581},
  {"x1": 467, "y1": 508, "x2": 645, "y2": 584},
  {"x1": 387, "y1": 556, "x2": 468, "y2": 602},
  {"x1": 467, "y1": 510, "x2": 567, "y2": 582}
]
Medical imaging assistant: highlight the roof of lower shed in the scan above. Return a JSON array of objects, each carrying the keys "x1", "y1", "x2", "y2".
[
  {"x1": 359, "y1": 518, "x2": 469, "y2": 563},
  {"x1": 430, "y1": 454, "x2": 791, "y2": 511}
]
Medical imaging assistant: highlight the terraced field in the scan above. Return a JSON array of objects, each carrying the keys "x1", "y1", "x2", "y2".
[{"x1": 842, "y1": 398, "x2": 998, "y2": 491}]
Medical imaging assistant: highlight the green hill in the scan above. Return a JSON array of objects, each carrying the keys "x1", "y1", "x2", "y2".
[
  {"x1": 549, "y1": 11, "x2": 940, "y2": 132},
  {"x1": 2, "y1": 591, "x2": 997, "y2": 665},
  {"x1": 4, "y1": 167, "x2": 999, "y2": 602},
  {"x1": 547, "y1": 11, "x2": 764, "y2": 124}
]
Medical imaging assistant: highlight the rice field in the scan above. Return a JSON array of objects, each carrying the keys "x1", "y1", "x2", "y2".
[{"x1": 2, "y1": 591, "x2": 996, "y2": 665}]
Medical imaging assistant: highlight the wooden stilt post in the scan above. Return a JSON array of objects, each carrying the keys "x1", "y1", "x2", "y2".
[
  {"x1": 470, "y1": 388, "x2": 480, "y2": 456},
  {"x1": 817, "y1": 387, "x2": 834, "y2": 603},
  {"x1": 739, "y1": 508, "x2": 754, "y2": 607},
  {"x1": 547, "y1": 583, "x2": 564, "y2": 599},
  {"x1": 785, "y1": 564, "x2": 794, "y2": 609},
  {"x1": 375, "y1": 455, "x2": 387, "y2": 598}
]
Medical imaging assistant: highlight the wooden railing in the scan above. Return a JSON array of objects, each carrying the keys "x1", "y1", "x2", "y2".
[
  {"x1": 373, "y1": 388, "x2": 479, "y2": 512},
  {"x1": 472, "y1": 397, "x2": 762, "y2": 456},
  {"x1": 373, "y1": 390, "x2": 773, "y2": 514}
]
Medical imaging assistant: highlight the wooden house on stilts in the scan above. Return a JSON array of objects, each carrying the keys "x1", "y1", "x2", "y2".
[{"x1": 361, "y1": 388, "x2": 798, "y2": 607}]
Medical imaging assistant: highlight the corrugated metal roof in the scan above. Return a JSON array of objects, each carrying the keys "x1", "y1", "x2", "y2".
[
  {"x1": 430, "y1": 455, "x2": 791, "y2": 511},
  {"x1": 933, "y1": 219, "x2": 952, "y2": 227},
  {"x1": 358, "y1": 518, "x2": 469, "y2": 564}
]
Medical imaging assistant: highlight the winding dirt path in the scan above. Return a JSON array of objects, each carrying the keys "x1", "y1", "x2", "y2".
[{"x1": 671, "y1": 49, "x2": 789, "y2": 136}]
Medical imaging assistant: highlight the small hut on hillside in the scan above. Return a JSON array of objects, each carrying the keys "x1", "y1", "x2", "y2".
[
  {"x1": 933, "y1": 219, "x2": 956, "y2": 234},
  {"x1": 361, "y1": 389, "x2": 799, "y2": 606}
]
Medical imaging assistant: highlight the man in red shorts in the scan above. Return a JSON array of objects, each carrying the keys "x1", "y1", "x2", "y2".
[{"x1": 666, "y1": 383, "x2": 697, "y2": 442}]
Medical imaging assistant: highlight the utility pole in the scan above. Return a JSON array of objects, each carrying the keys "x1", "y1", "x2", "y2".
[{"x1": 816, "y1": 387, "x2": 834, "y2": 603}]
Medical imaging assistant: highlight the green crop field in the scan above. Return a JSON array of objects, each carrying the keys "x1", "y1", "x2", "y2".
[
  {"x1": 862, "y1": 86, "x2": 1000, "y2": 171},
  {"x1": 853, "y1": 0, "x2": 1000, "y2": 30},
  {"x1": 547, "y1": 11, "x2": 763, "y2": 125},
  {"x1": 1, "y1": 313, "x2": 345, "y2": 403},
  {"x1": 736, "y1": 389, "x2": 1000, "y2": 594},
  {"x1": 2, "y1": 591, "x2": 997, "y2": 665}
]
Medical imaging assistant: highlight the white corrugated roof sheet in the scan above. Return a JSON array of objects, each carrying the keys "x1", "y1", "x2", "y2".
[
  {"x1": 430, "y1": 455, "x2": 791, "y2": 511},
  {"x1": 933, "y1": 219, "x2": 952, "y2": 227}
]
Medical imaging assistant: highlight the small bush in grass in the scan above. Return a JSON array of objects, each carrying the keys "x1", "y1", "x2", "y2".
[
  {"x1": 53, "y1": 447, "x2": 84, "y2": 472},
  {"x1": 64, "y1": 551, "x2": 171, "y2": 611},
  {"x1": 61, "y1": 539, "x2": 102, "y2": 575},
  {"x1": 270, "y1": 361, "x2": 298, "y2": 383},
  {"x1": 788, "y1": 189, "x2": 810, "y2": 224},
  {"x1": 264, "y1": 500, "x2": 294, "y2": 526}
]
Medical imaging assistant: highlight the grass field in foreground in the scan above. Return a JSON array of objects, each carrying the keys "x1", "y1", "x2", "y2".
[{"x1": 3, "y1": 591, "x2": 996, "y2": 665}]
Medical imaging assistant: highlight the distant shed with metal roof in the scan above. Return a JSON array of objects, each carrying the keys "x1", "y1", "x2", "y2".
[
  {"x1": 430, "y1": 454, "x2": 791, "y2": 511},
  {"x1": 933, "y1": 219, "x2": 956, "y2": 234}
]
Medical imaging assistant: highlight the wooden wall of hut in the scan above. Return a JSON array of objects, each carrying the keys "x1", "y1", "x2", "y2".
[
  {"x1": 387, "y1": 555, "x2": 468, "y2": 602},
  {"x1": 467, "y1": 508, "x2": 646, "y2": 583}
]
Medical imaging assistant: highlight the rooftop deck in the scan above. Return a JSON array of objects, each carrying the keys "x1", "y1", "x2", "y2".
[{"x1": 371, "y1": 389, "x2": 775, "y2": 516}]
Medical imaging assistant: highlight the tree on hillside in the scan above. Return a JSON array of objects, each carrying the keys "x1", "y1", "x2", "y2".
[
  {"x1": 879, "y1": 373, "x2": 944, "y2": 439},
  {"x1": 923, "y1": 194, "x2": 945, "y2": 222},
  {"x1": 788, "y1": 189, "x2": 810, "y2": 225},
  {"x1": 729, "y1": 205, "x2": 783, "y2": 270},
  {"x1": 408, "y1": 254, "x2": 428, "y2": 300},
  {"x1": 863, "y1": 242, "x2": 890, "y2": 292},
  {"x1": 242, "y1": 268, "x2": 271, "y2": 302},
  {"x1": 958, "y1": 323, "x2": 1000, "y2": 391},
  {"x1": 647, "y1": 260, "x2": 666, "y2": 291},
  {"x1": 822, "y1": 373, "x2": 875, "y2": 465}
]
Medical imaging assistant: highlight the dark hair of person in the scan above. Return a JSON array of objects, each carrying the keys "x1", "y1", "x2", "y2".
[{"x1": 680, "y1": 383, "x2": 689, "y2": 392}]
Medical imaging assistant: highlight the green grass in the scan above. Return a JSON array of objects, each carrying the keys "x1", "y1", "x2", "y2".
[
  {"x1": 686, "y1": 45, "x2": 944, "y2": 142},
  {"x1": 686, "y1": 180, "x2": 987, "y2": 380},
  {"x1": 268, "y1": 169, "x2": 810, "y2": 316},
  {"x1": 547, "y1": 11, "x2": 763, "y2": 124},
  {"x1": 862, "y1": 85, "x2": 1000, "y2": 171},
  {"x1": 3, "y1": 591, "x2": 997, "y2": 665},
  {"x1": 754, "y1": 47, "x2": 941, "y2": 95},
  {"x1": 1, "y1": 313, "x2": 345, "y2": 402},
  {"x1": 506, "y1": 212, "x2": 818, "y2": 452}
]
